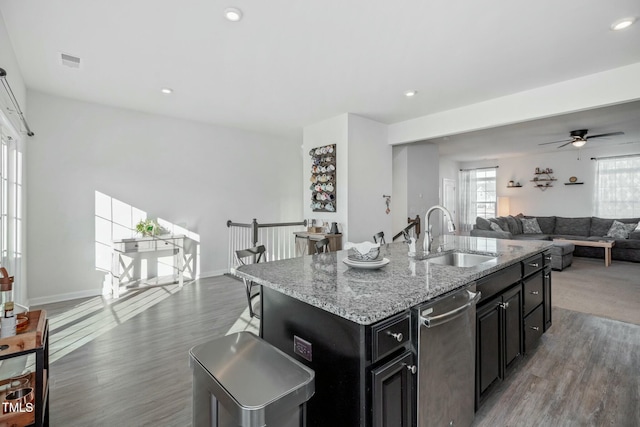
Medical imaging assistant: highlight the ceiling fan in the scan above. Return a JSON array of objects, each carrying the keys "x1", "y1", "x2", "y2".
[{"x1": 539, "y1": 129, "x2": 625, "y2": 148}]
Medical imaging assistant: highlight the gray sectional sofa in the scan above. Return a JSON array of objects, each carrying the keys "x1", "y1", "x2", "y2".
[{"x1": 470, "y1": 215, "x2": 640, "y2": 263}]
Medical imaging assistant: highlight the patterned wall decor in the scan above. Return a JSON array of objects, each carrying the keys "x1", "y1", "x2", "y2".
[{"x1": 309, "y1": 144, "x2": 336, "y2": 212}]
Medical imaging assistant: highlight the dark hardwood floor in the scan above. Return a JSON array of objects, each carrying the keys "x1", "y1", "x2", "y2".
[
  {"x1": 472, "y1": 309, "x2": 640, "y2": 426},
  {"x1": 37, "y1": 276, "x2": 247, "y2": 426},
  {"x1": 35, "y1": 270, "x2": 640, "y2": 426}
]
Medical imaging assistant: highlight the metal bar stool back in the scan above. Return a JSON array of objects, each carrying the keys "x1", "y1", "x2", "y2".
[
  {"x1": 315, "y1": 238, "x2": 330, "y2": 254},
  {"x1": 235, "y1": 245, "x2": 267, "y2": 319}
]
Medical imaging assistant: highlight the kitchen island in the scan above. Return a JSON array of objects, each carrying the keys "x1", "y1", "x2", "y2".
[{"x1": 233, "y1": 235, "x2": 553, "y2": 426}]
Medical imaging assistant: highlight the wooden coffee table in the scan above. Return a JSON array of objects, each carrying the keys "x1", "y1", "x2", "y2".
[{"x1": 553, "y1": 238, "x2": 615, "y2": 267}]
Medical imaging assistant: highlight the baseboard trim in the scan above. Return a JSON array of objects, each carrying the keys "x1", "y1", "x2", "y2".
[
  {"x1": 29, "y1": 288, "x2": 104, "y2": 307},
  {"x1": 29, "y1": 270, "x2": 229, "y2": 306},
  {"x1": 199, "y1": 269, "x2": 229, "y2": 278}
]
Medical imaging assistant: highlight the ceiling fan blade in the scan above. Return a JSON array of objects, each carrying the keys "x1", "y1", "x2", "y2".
[
  {"x1": 587, "y1": 131, "x2": 625, "y2": 139},
  {"x1": 538, "y1": 139, "x2": 572, "y2": 146},
  {"x1": 557, "y1": 141, "x2": 573, "y2": 148}
]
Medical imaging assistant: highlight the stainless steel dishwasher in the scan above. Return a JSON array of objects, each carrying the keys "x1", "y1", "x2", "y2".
[{"x1": 416, "y1": 286, "x2": 481, "y2": 427}]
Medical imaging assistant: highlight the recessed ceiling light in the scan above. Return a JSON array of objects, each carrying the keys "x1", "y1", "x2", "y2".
[
  {"x1": 611, "y1": 17, "x2": 636, "y2": 31},
  {"x1": 161, "y1": 88, "x2": 173, "y2": 94},
  {"x1": 404, "y1": 90, "x2": 417, "y2": 97},
  {"x1": 224, "y1": 7, "x2": 243, "y2": 22}
]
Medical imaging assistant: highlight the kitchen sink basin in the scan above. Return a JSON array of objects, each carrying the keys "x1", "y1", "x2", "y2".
[{"x1": 426, "y1": 251, "x2": 497, "y2": 267}]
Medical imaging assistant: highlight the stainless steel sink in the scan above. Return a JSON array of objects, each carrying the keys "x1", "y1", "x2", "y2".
[{"x1": 426, "y1": 251, "x2": 497, "y2": 267}]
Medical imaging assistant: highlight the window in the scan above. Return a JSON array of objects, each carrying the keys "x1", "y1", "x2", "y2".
[
  {"x1": 0, "y1": 122, "x2": 25, "y2": 307},
  {"x1": 459, "y1": 167, "x2": 497, "y2": 233},
  {"x1": 594, "y1": 155, "x2": 640, "y2": 218}
]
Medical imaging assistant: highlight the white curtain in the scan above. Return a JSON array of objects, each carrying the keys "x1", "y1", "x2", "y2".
[
  {"x1": 458, "y1": 167, "x2": 497, "y2": 233},
  {"x1": 594, "y1": 156, "x2": 640, "y2": 218},
  {"x1": 458, "y1": 170, "x2": 474, "y2": 233}
]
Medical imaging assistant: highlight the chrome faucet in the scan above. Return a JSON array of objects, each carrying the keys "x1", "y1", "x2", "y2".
[{"x1": 423, "y1": 205, "x2": 456, "y2": 253}]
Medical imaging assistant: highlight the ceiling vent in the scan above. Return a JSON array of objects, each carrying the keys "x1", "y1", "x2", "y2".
[{"x1": 60, "y1": 53, "x2": 81, "y2": 69}]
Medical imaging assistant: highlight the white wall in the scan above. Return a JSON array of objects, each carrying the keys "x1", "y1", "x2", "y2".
[
  {"x1": 27, "y1": 91, "x2": 301, "y2": 304},
  {"x1": 347, "y1": 114, "x2": 391, "y2": 242},
  {"x1": 302, "y1": 114, "x2": 349, "y2": 237},
  {"x1": 392, "y1": 146, "x2": 408, "y2": 237},
  {"x1": 406, "y1": 143, "x2": 440, "y2": 234},
  {"x1": 459, "y1": 142, "x2": 640, "y2": 217},
  {"x1": 392, "y1": 142, "x2": 440, "y2": 237}
]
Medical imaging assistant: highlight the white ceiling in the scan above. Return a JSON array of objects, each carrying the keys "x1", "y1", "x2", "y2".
[
  {"x1": 434, "y1": 100, "x2": 640, "y2": 162},
  {"x1": 1, "y1": 0, "x2": 639, "y2": 144}
]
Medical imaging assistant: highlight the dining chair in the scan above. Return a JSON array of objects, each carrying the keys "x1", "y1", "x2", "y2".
[
  {"x1": 234, "y1": 245, "x2": 267, "y2": 319},
  {"x1": 295, "y1": 234, "x2": 310, "y2": 256},
  {"x1": 315, "y1": 238, "x2": 330, "y2": 254},
  {"x1": 373, "y1": 232, "x2": 386, "y2": 245}
]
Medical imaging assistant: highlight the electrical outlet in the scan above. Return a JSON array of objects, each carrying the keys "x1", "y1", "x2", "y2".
[{"x1": 294, "y1": 335, "x2": 312, "y2": 362}]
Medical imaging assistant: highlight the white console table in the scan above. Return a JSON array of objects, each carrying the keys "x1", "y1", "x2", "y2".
[{"x1": 111, "y1": 234, "x2": 185, "y2": 298}]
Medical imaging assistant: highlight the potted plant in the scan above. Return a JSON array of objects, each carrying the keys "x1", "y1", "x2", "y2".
[{"x1": 135, "y1": 219, "x2": 162, "y2": 237}]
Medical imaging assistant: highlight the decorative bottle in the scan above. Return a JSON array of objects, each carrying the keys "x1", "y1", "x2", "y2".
[
  {"x1": 0, "y1": 267, "x2": 15, "y2": 338},
  {"x1": 1, "y1": 301, "x2": 16, "y2": 338}
]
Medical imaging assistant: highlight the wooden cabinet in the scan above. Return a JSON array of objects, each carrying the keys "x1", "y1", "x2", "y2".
[
  {"x1": 261, "y1": 288, "x2": 413, "y2": 427},
  {"x1": 476, "y1": 284, "x2": 523, "y2": 407},
  {"x1": 0, "y1": 310, "x2": 49, "y2": 427},
  {"x1": 476, "y1": 250, "x2": 551, "y2": 409},
  {"x1": 522, "y1": 253, "x2": 550, "y2": 351},
  {"x1": 476, "y1": 297, "x2": 501, "y2": 400},
  {"x1": 543, "y1": 267, "x2": 552, "y2": 331},
  {"x1": 372, "y1": 351, "x2": 414, "y2": 427}
]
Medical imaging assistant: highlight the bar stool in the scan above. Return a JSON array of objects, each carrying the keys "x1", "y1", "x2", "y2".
[
  {"x1": 235, "y1": 245, "x2": 266, "y2": 319},
  {"x1": 315, "y1": 238, "x2": 330, "y2": 254}
]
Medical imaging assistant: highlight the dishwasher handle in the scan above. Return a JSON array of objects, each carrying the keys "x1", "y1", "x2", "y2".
[{"x1": 420, "y1": 290, "x2": 481, "y2": 328}]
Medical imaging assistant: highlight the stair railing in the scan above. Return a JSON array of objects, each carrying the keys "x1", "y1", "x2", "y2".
[{"x1": 227, "y1": 219, "x2": 307, "y2": 271}]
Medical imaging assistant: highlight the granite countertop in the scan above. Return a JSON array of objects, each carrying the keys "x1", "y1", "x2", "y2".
[{"x1": 232, "y1": 235, "x2": 553, "y2": 325}]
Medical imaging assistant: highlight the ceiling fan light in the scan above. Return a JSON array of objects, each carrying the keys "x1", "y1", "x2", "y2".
[{"x1": 572, "y1": 139, "x2": 587, "y2": 148}]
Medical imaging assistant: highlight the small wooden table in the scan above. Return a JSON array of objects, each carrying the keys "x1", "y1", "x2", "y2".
[
  {"x1": 294, "y1": 232, "x2": 342, "y2": 255},
  {"x1": 553, "y1": 238, "x2": 615, "y2": 267}
]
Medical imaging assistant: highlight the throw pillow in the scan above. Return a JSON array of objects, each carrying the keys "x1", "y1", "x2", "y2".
[
  {"x1": 520, "y1": 217, "x2": 542, "y2": 234},
  {"x1": 490, "y1": 222, "x2": 503, "y2": 232},
  {"x1": 504, "y1": 216, "x2": 520, "y2": 234},
  {"x1": 475, "y1": 217, "x2": 492, "y2": 231},
  {"x1": 509, "y1": 215, "x2": 523, "y2": 234},
  {"x1": 606, "y1": 220, "x2": 637, "y2": 239},
  {"x1": 635, "y1": 221, "x2": 640, "y2": 232}
]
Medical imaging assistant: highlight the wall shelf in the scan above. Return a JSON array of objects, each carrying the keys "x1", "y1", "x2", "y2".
[
  {"x1": 531, "y1": 169, "x2": 556, "y2": 191},
  {"x1": 564, "y1": 182, "x2": 584, "y2": 185}
]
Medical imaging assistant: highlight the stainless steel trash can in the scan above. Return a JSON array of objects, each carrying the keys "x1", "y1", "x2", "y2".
[{"x1": 190, "y1": 332, "x2": 315, "y2": 427}]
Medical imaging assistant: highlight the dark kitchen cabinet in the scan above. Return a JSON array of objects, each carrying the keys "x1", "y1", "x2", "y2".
[
  {"x1": 261, "y1": 287, "x2": 413, "y2": 427},
  {"x1": 503, "y1": 285, "x2": 523, "y2": 368},
  {"x1": 543, "y1": 267, "x2": 552, "y2": 331},
  {"x1": 475, "y1": 283, "x2": 523, "y2": 407},
  {"x1": 476, "y1": 296, "x2": 501, "y2": 399},
  {"x1": 372, "y1": 351, "x2": 414, "y2": 427},
  {"x1": 476, "y1": 250, "x2": 552, "y2": 410}
]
